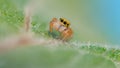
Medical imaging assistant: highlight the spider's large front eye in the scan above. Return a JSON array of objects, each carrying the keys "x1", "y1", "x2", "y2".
[
  {"x1": 61, "y1": 19, "x2": 63, "y2": 22},
  {"x1": 60, "y1": 18, "x2": 63, "y2": 22},
  {"x1": 64, "y1": 21, "x2": 67, "y2": 25}
]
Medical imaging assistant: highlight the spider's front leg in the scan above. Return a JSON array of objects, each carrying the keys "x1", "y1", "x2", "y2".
[
  {"x1": 49, "y1": 21, "x2": 53, "y2": 33},
  {"x1": 49, "y1": 18, "x2": 58, "y2": 32}
]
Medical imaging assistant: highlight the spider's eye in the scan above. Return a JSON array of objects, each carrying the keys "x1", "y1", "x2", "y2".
[
  {"x1": 60, "y1": 18, "x2": 64, "y2": 22},
  {"x1": 64, "y1": 21, "x2": 67, "y2": 25},
  {"x1": 67, "y1": 24, "x2": 69, "y2": 26},
  {"x1": 66, "y1": 24, "x2": 69, "y2": 27},
  {"x1": 60, "y1": 19, "x2": 63, "y2": 22}
]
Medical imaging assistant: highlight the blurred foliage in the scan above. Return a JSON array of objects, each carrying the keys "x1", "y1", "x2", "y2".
[
  {"x1": 0, "y1": 0, "x2": 119, "y2": 68},
  {"x1": 80, "y1": 45, "x2": 120, "y2": 62},
  {"x1": 0, "y1": 0, "x2": 48, "y2": 38},
  {"x1": 0, "y1": 0, "x2": 24, "y2": 38},
  {"x1": 0, "y1": 46, "x2": 116, "y2": 68},
  {"x1": 80, "y1": 45, "x2": 106, "y2": 54}
]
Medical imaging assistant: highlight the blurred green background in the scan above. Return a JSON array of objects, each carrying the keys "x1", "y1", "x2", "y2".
[
  {"x1": 0, "y1": 46, "x2": 116, "y2": 68},
  {"x1": 0, "y1": 0, "x2": 119, "y2": 68},
  {"x1": 9, "y1": 0, "x2": 120, "y2": 45}
]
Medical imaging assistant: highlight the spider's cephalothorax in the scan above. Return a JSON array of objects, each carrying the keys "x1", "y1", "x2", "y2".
[
  {"x1": 60, "y1": 18, "x2": 70, "y2": 28},
  {"x1": 49, "y1": 18, "x2": 73, "y2": 41}
]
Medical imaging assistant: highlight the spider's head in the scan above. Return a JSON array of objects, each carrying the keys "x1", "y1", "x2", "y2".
[{"x1": 60, "y1": 18, "x2": 70, "y2": 28}]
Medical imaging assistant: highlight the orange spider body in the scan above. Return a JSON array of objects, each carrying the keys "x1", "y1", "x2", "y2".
[{"x1": 49, "y1": 18, "x2": 73, "y2": 41}]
